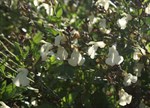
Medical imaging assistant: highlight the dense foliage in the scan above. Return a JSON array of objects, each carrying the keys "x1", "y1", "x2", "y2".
[{"x1": 0, "y1": 0, "x2": 150, "y2": 108}]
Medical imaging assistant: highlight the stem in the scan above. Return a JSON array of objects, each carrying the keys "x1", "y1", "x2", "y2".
[
  {"x1": 0, "y1": 40, "x2": 17, "y2": 58},
  {"x1": 0, "y1": 58, "x2": 17, "y2": 73},
  {"x1": 0, "y1": 34, "x2": 14, "y2": 46}
]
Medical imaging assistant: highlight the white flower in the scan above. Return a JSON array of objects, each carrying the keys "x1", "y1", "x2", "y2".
[
  {"x1": 21, "y1": 28, "x2": 27, "y2": 33},
  {"x1": 118, "y1": 89, "x2": 132, "y2": 106},
  {"x1": 37, "y1": 3, "x2": 53, "y2": 15},
  {"x1": 55, "y1": 35, "x2": 62, "y2": 46},
  {"x1": 54, "y1": 35, "x2": 67, "y2": 46},
  {"x1": 0, "y1": 101, "x2": 10, "y2": 108},
  {"x1": 133, "y1": 63, "x2": 144, "y2": 77},
  {"x1": 89, "y1": 15, "x2": 100, "y2": 25},
  {"x1": 133, "y1": 51, "x2": 141, "y2": 61},
  {"x1": 123, "y1": 73, "x2": 138, "y2": 86},
  {"x1": 33, "y1": 0, "x2": 45, "y2": 6},
  {"x1": 40, "y1": 42, "x2": 54, "y2": 61},
  {"x1": 99, "y1": 19, "x2": 111, "y2": 34},
  {"x1": 145, "y1": 3, "x2": 150, "y2": 14},
  {"x1": 117, "y1": 17, "x2": 128, "y2": 29},
  {"x1": 88, "y1": 15, "x2": 100, "y2": 32},
  {"x1": 13, "y1": 68, "x2": 29, "y2": 87},
  {"x1": 117, "y1": 14, "x2": 132, "y2": 29},
  {"x1": 105, "y1": 45, "x2": 124, "y2": 66},
  {"x1": 88, "y1": 41, "x2": 106, "y2": 59},
  {"x1": 95, "y1": 0, "x2": 110, "y2": 10},
  {"x1": 68, "y1": 49, "x2": 85, "y2": 66},
  {"x1": 56, "y1": 46, "x2": 68, "y2": 60},
  {"x1": 133, "y1": 46, "x2": 146, "y2": 61},
  {"x1": 31, "y1": 98, "x2": 38, "y2": 106}
]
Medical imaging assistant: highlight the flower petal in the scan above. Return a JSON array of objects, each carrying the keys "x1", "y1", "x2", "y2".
[
  {"x1": 13, "y1": 68, "x2": 29, "y2": 87},
  {"x1": 96, "y1": 41, "x2": 106, "y2": 48},
  {"x1": 119, "y1": 99, "x2": 127, "y2": 106},
  {"x1": 68, "y1": 49, "x2": 85, "y2": 66},
  {"x1": 131, "y1": 76, "x2": 137, "y2": 83},
  {"x1": 88, "y1": 45, "x2": 98, "y2": 59},
  {"x1": 0, "y1": 101, "x2": 10, "y2": 108},
  {"x1": 78, "y1": 56, "x2": 85, "y2": 66},
  {"x1": 117, "y1": 17, "x2": 127, "y2": 29},
  {"x1": 114, "y1": 56, "x2": 124, "y2": 65},
  {"x1": 105, "y1": 57, "x2": 115, "y2": 66},
  {"x1": 54, "y1": 36, "x2": 62, "y2": 46},
  {"x1": 56, "y1": 46, "x2": 68, "y2": 60},
  {"x1": 126, "y1": 95, "x2": 132, "y2": 104}
]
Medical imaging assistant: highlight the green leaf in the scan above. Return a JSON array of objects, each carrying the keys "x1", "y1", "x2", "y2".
[
  {"x1": 0, "y1": 81, "x2": 6, "y2": 99},
  {"x1": 33, "y1": 32, "x2": 43, "y2": 44},
  {"x1": 139, "y1": 9, "x2": 143, "y2": 16},
  {"x1": 46, "y1": 28, "x2": 59, "y2": 35},
  {"x1": 47, "y1": 16, "x2": 61, "y2": 23},
  {"x1": 145, "y1": 17, "x2": 150, "y2": 25},
  {"x1": 3, "y1": 83, "x2": 16, "y2": 100},
  {"x1": 142, "y1": 0, "x2": 149, "y2": 4},
  {"x1": 0, "y1": 65, "x2": 6, "y2": 75},
  {"x1": 56, "y1": 8, "x2": 63, "y2": 18},
  {"x1": 22, "y1": 46, "x2": 30, "y2": 59},
  {"x1": 146, "y1": 43, "x2": 150, "y2": 53}
]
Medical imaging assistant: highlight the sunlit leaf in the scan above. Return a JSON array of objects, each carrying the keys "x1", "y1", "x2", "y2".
[
  {"x1": 56, "y1": 8, "x2": 63, "y2": 18},
  {"x1": 33, "y1": 32, "x2": 43, "y2": 44}
]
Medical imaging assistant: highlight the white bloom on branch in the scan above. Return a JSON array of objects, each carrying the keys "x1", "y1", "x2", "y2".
[
  {"x1": 133, "y1": 51, "x2": 141, "y2": 61},
  {"x1": 40, "y1": 42, "x2": 54, "y2": 61},
  {"x1": 95, "y1": 0, "x2": 110, "y2": 10},
  {"x1": 88, "y1": 41, "x2": 106, "y2": 59},
  {"x1": 105, "y1": 45, "x2": 124, "y2": 66},
  {"x1": 117, "y1": 14, "x2": 132, "y2": 29},
  {"x1": 55, "y1": 35, "x2": 62, "y2": 46},
  {"x1": 88, "y1": 14, "x2": 100, "y2": 32},
  {"x1": 145, "y1": 3, "x2": 150, "y2": 14},
  {"x1": 89, "y1": 15, "x2": 100, "y2": 25},
  {"x1": 37, "y1": 3, "x2": 53, "y2": 16},
  {"x1": 56, "y1": 46, "x2": 68, "y2": 60},
  {"x1": 99, "y1": 19, "x2": 111, "y2": 34},
  {"x1": 123, "y1": 73, "x2": 137, "y2": 86},
  {"x1": 33, "y1": 0, "x2": 45, "y2": 6},
  {"x1": 118, "y1": 89, "x2": 132, "y2": 106},
  {"x1": 68, "y1": 49, "x2": 85, "y2": 66},
  {"x1": 13, "y1": 68, "x2": 30, "y2": 87},
  {"x1": 0, "y1": 101, "x2": 10, "y2": 108},
  {"x1": 133, "y1": 46, "x2": 146, "y2": 61},
  {"x1": 117, "y1": 17, "x2": 127, "y2": 29},
  {"x1": 54, "y1": 35, "x2": 67, "y2": 46}
]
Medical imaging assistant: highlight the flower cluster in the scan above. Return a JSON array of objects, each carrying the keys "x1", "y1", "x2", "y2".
[
  {"x1": 39, "y1": 31, "x2": 86, "y2": 67},
  {"x1": 8, "y1": 0, "x2": 150, "y2": 107}
]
